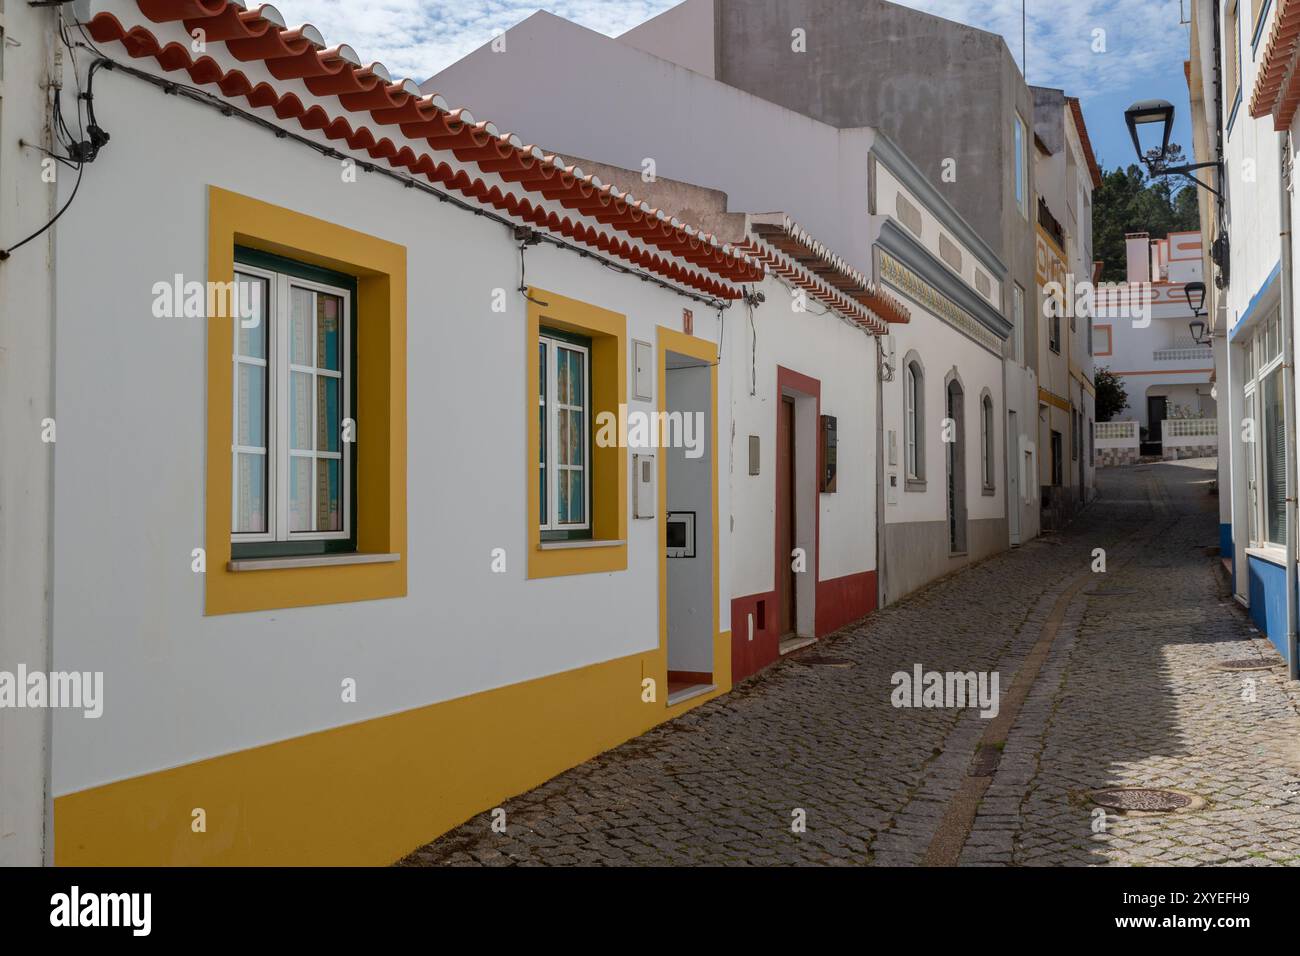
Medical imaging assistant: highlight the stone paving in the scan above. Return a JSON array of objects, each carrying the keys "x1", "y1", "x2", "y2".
[
  {"x1": 962, "y1": 459, "x2": 1300, "y2": 866},
  {"x1": 400, "y1": 459, "x2": 1300, "y2": 866}
]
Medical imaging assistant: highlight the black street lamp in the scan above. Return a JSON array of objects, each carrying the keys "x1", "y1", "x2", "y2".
[
  {"x1": 1125, "y1": 98, "x2": 1175, "y2": 165},
  {"x1": 1185, "y1": 280, "x2": 1209, "y2": 344},
  {"x1": 1124, "y1": 99, "x2": 1223, "y2": 198}
]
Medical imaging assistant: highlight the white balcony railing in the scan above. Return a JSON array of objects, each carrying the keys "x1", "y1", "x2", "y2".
[
  {"x1": 1153, "y1": 346, "x2": 1213, "y2": 362},
  {"x1": 1094, "y1": 420, "x2": 1138, "y2": 445},
  {"x1": 1163, "y1": 418, "x2": 1217, "y2": 441}
]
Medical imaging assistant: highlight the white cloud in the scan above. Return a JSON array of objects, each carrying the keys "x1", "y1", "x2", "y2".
[
  {"x1": 892, "y1": 0, "x2": 1190, "y2": 101},
  {"x1": 266, "y1": 0, "x2": 679, "y2": 81},
  {"x1": 269, "y1": 0, "x2": 1188, "y2": 102}
]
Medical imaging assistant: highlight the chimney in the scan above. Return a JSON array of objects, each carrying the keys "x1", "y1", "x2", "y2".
[
  {"x1": 1150, "y1": 238, "x2": 1169, "y2": 282},
  {"x1": 1125, "y1": 232, "x2": 1151, "y2": 284}
]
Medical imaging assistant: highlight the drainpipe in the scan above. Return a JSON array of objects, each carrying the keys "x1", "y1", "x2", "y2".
[
  {"x1": 875, "y1": 333, "x2": 887, "y2": 609},
  {"x1": 1280, "y1": 131, "x2": 1298, "y2": 680}
]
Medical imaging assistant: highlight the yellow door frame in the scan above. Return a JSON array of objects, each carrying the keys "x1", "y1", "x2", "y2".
[{"x1": 656, "y1": 326, "x2": 726, "y2": 703}]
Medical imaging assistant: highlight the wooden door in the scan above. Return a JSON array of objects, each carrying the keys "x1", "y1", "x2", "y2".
[{"x1": 776, "y1": 397, "x2": 797, "y2": 636}]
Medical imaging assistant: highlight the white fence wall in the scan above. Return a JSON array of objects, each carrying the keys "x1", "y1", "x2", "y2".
[
  {"x1": 1163, "y1": 418, "x2": 1218, "y2": 460},
  {"x1": 1094, "y1": 420, "x2": 1139, "y2": 467}
]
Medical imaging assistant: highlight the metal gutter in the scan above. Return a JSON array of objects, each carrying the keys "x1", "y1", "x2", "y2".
[{"x1": 1279, "y1": 131, "x2": 1298, "y2": 680}]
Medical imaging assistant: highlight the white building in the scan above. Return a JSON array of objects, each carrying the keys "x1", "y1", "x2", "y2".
[
  {"x1": 1031, "y1": 87, "x2": 1100, "y2": 525},
  {"x1": 1097, "y1": 231, "x2": 1215, "y2": 458},
  {"x1": 24, "y1": 0, "x2": 780, "y2": 865},
  {"x1": 1188, "y1": 0, "x2": 1294, "y2": 660},
  {"x1": 429, "y1": 7, "x2": 1014, "y2": 608}
]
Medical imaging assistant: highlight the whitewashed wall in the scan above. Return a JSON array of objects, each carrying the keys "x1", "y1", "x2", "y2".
[
  {"x1": 883, "y1": 318, "x2": 1006, "y2": 527},
  {"x1": 50, "y1": 62, "x2": 732, "y2": 796},
  {"x1": 427, "y1": 11, "x2": 879, "y2": 278},
  {"x1": 726, "y1": 274, "x2": 879, "y2": 602}
]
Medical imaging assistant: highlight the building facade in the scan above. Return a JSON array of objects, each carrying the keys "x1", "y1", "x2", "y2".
[
  {"x1": 1030, "y1": 87, "x2": 1100, "y2": 527},
  {"x1": 619, "y1": 0, "x2": 1043, "y2": 546},
  {"x1": 430, "y1": 7, "x2": 1010, "y2": 613},
  {"x1": 1096, "y1": 231, "x2": 1215, "y2": 459},
  {"x1": 1188, "y1": 0, "x2": 1294, "y2": 657},
  {"x1": 32, "y1": 0, "x2": 781, "y2": 864},
  {"x1": 560, "y1": 154, "x2": 904, "y2": 683}
]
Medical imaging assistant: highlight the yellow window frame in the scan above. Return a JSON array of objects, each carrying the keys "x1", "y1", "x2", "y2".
[
  {"x1": 205, "y1": 187, "x2": 407, "y2": 614},
  {"x1": 526, "y1": 287, "x2": 627, "y2": 579}
]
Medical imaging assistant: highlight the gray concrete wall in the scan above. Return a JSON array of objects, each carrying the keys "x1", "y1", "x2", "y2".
[
  {"x1": 882, "y1": 517, "x2": 1007, "y2": 604},
  {"x1": 715, "y1": 0, "x2": 1004, "y2": 246},
  {"x1": 1032, "y1": 87, "x2": 1066, "y2": 155},
  {"x1": 708, "y1": 0, "x2": 1038, "y2": 378}
]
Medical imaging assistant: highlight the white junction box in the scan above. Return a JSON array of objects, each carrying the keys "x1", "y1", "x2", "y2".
[
  {"x1": 633, "y1": 340, "x2": 653, "y2": 402},
  {"x1": 633, "y1": 453, "x2": 655, "y2": 518}
]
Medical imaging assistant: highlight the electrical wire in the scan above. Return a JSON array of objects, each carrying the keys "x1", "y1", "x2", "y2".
[
  {"x1": 0, "y1": 17, "x2": 97, "y2": 261},
  {"x1": 517, "y1": 239, "x2": 550, "y2": 307},
  {"x1": 748, "y1": 294, "x2": 757, "y2": 396},
  {"x1": 67, "y1": 45, "x2": 736, "y2": 311},
  {"x1": 0, "y1": 160, "x2": 84, "y2": 261}
]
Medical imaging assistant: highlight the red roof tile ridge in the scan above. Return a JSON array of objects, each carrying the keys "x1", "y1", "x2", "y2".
[{"x1": 94, "y1": 0, "x2": 764, "y2": 287}]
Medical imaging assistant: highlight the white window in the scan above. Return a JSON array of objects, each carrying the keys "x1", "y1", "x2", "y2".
[
  {"x1": 232, "y1": 260, "x2": 351, "y2": 548},
  {"x1": 905, "y1": 360, "x2": 924, "y2": 481},
  {"x1": 539, "y1": 331, "x2": 591, "y2": 535},
  {"x1": 1014, "y1": 114, "x2": 1028, "y2": 218},
  {"x1": 1246, "y1": 314, "x2": 1286, "y2": 547}
]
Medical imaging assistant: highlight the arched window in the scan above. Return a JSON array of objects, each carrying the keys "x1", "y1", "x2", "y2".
[
  {"x1": 981, "y1": 390, "x2": 995, "y2": 492},
  {"x1": 904, "y1": 355, "x2": 925, "y2": 484}
]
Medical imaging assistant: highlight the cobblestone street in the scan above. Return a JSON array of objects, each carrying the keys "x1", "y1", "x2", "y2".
[{"x1": 401, "y1": 460, "x2": 1300, "y2": 866}]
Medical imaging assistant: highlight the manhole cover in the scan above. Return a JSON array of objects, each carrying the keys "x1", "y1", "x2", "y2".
[
  {"x1": 795, "y1": 655, "x2": 854, "y2": 668},
  {"x1": 969, "y1": 744, "x2": 1002, "y2": 777},
  {"x1": 1089, "y1": 788, "x2": 1202, "y2": 813},
  {"x1": 1214, "y1": 658, "x2": 1278, "y2": 672},
  {"x1": 1087, "y1": 589, "x2": 1138, "y2": 597}
]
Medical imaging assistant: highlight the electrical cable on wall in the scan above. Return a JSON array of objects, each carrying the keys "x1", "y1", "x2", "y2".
[
  {"x1": 1, "y1": 26, "x2": 110, "y2": 262},
  {"x1": 516, "y1": 230, "x2": 550, "y2": 307},
  {"x1": 68, "y1": 45, "x2": 736, "y2": 311}
]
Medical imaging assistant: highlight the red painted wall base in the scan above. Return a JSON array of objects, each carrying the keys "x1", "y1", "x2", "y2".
[
  {"x1": 816, "y1": 569, "x2": 878, "y2": 637},
  {"x1": 730, "y1": 570, "x2": 877, "y2": 682}
]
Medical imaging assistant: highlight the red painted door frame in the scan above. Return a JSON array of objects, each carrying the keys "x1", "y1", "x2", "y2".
[{"x1": 774, "y1": 366, "x2": 821, "y2": 639}]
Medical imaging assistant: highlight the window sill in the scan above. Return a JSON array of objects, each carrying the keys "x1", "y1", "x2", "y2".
[
  {"x1": 227, "y1": 552, "x2": 401, "y2": 572},
  {"x1": 537, "y1": 539, "x2": 626, "y2": 552},
  {"x1": 905, "y1": 479, "x2": 927, "y2": 492},
  {"x1": 1245, "y1": 545, "x2": 1288, "y2": 567},
  {"x1": 982, "y1": 486, "x2": 996, "y2": 497}
]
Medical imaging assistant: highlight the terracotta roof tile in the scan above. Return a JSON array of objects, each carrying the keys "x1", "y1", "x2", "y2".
[
  {"x1": 87, "y1": 0, "x2": 763, "y2": 298},
  {"x1": 739, "y1": 213, "x2": 909, "y2": 335},
  {"x1": 1250, "y1": 0, "x2": 1300, "y2": 127}
]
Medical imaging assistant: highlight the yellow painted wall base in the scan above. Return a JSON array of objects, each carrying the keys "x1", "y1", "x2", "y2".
[{"x1": 55, "y1": 629, "x2": 732, "y2": 866}]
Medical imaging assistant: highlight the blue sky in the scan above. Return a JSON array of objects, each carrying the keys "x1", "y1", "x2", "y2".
[{"x1": 270, "y1": 0, "x2": 1195, "y2": 173}]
